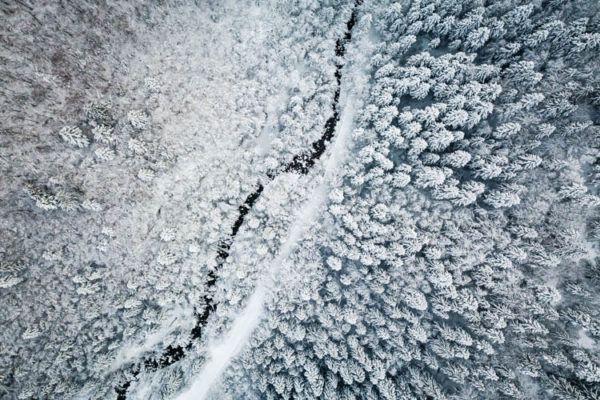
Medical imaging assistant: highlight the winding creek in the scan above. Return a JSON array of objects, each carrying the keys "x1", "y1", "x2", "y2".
[{"x1": 116, "y1": 2, "x2": 361, "y2": 397}]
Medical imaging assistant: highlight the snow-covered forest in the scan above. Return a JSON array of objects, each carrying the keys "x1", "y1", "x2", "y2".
[{"x1": 1, "y1": 0, "x2": 600, "y2": 399}]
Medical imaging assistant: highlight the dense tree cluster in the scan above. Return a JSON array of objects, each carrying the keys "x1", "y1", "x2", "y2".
[{"x1": 217, "y1": 0, "x2": 600, "y2": 399}]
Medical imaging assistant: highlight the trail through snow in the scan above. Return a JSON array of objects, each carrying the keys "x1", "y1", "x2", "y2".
[
  {"x1": 175, "y1": 16, "x2": 374, "y2": 400},
  {"x1": 177, "y1": 87, "x2": 360, "y2": 400},
  {"x1": 175, "y1": 287, "x2": 266, "y2": 400},
  {"x1": 176, "y1": 108, "x2": 354, "y2": 399}
]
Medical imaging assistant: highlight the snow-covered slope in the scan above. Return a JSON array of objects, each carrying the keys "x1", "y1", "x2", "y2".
[{"x1": 2, "y1": 1, "x2": 600, "y2": 399}]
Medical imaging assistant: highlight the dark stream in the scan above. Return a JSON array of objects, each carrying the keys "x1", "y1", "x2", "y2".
[{"x1": 116, "y1": 3, "x2": 360, "y2": 397}]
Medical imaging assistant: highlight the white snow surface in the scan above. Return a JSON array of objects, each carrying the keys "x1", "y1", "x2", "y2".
[
  {"x1": 175, "y1": 288, "x2": 266, "y2": 400},
  {"x1": 175, "y1": 25, "x2": 374, "y2": 400}
]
